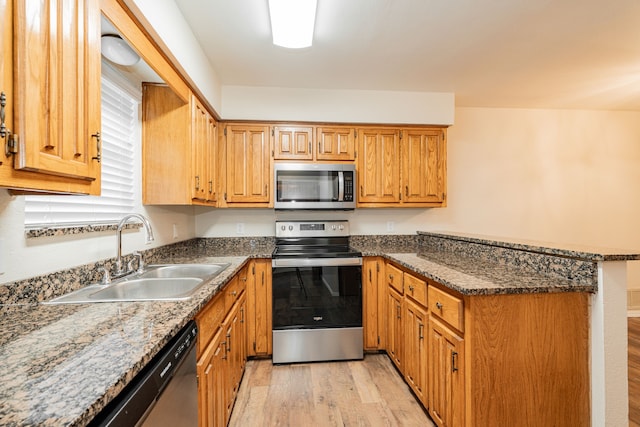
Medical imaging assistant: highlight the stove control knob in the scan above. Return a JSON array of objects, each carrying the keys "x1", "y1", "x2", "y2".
[
  {"x1": 331, "y1": 225, "x2": 336, "y2": 230},
  {"x1": 288, "y1": 225, "x2": 294, "y2": 231},
  {"x1": 338, "y1": 225, "x2": 344, "y2": 230}
]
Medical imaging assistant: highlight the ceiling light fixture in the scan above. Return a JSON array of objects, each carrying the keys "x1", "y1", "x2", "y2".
[
  {"x1": 101, "y1": 35, "x2": 140, "y2": 66},
  {"x1": 268, "y1": 0, "x2": 317, "y2": 49}
]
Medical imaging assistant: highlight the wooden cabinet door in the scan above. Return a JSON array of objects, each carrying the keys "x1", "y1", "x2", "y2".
[
  {"x1": 402, "y1": 129, "x2": 446, "y2": 204},
  {"x1": 273, "y1": 126, "x2": 313, "y2": 160},
  {"x1": 357, "y1": 128, "x2": 400, "y2": 204},
  {"x1": 429, "y1": 317, "x2": 465, "y2": 427},
  {"x1": 247, "y1": 259, "x2": 272, "y2": 356},
  {"x1": 191, "y1": 97, "x2": 208, "y2": 201},
  {"x1": 197, "y1": 328, "x2": 226, "y2": 427},
  {"x1": 13, "y1": 0, "x2": 101, "y2": 186},
  {"x1": 363, "y1": 257, "x2": 380, "y2": 350},
  {"x1": 316, "y1": 127, "x2": 355, "y2": 161},
  {"x1": 387, "y1": 286, "x2": 403, "y2": 371},
  {"x1": 205, "y1": 116, "x2": 217, "y2": 203},
  {"x1": 225, "y1": 125, "x2": 271, "y2": 204},
  {"x1": 404, "y1": 298, "x2": 427, "y2": 406}
]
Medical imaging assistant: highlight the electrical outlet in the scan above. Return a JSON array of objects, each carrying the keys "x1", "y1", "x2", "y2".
[
  {"x1": 0, "y1": 238, "x2": 4, "y2": 275},
  {"x1": 236, "y1": 223, "x2": 245, "y2": 234},
  {"x1": 172, "y1": 224, "x2": 178, "y2": 239},
  {"x1": 386, "y1": 221, "x2": 395, "y2": 232}
]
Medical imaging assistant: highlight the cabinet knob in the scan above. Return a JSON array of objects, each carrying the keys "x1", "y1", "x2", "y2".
[
  {"x1": 409, "y1": 285, "x2": 414, "y2": 292},
  {"x1": 436, "y1": 301, "x2": 443, "y2": 310}
]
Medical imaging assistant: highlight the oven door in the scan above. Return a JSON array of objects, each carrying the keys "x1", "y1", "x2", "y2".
[{"x1": 271, "y1": 257, "x2": 362, "y2": 330}]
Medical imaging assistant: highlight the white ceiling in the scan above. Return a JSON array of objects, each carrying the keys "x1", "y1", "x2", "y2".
[{"x1": 174, "y1": 0, "x2": 640, "y2": 110}]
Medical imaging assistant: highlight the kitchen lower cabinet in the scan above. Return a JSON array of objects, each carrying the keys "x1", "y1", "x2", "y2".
[
  {"x1": 363, "y1": 257, "x2": 385, "y2": 350},
  {"x1": 404, "y1": 298, "x2": 428, "y2": 407},
  {"x1": 197, "y1": 327, "x2": 226, "y2": 427},
  {"x1": 428, "y1": 317, "x2": 464, "y2": 427},
  {"x1": 381, "y1": 261, "x2": 590, "y2": 426},
  {"x1": 246, "y1": 259, "x2": 272, "y2": 357},
  {"x1": 196, "y1": 266, "x2": 248, "y2": 427},
  {"x1": 387, "y1": 286, "x2": 403, "y2": 371}
]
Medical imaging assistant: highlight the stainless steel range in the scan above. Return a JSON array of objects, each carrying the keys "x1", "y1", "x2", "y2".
[{"x1": 271, "y1": 220, "x2": 363, "y2": 364}]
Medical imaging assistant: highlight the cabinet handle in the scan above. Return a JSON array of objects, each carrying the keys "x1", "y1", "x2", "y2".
[
  {"x1": 389, "y1": 274, "x2": 393, "y2": 280},
  {"x1": 452, "y1": 350, "x2": 459, "y2": 372},
  {"x1": 231, "y1": 290, "x2": 237, "y2": 296},
  {"x1": 405, "y1": 186, "x2": 409, "y2": 197},
  {"x1": 227, "y1": 333, "x2": 232, "y2": 353},
  {"x1": 91, "y1": 132, "x2": 101, "y2": 162},
  {"x1": 436, "y1": 301, "x2": 443, "y2": 310},
  {"x1": 308, "y1": 141, "x2": 311, "y2": 153},
  {"x1": 222, "y1": 341, "x2": 227, "y2": 359},
  {"x1": 208, "y1": 180, "x2": 213, "y2": 194},
  {"x1": 264, "y1": 184, "x2": 268, "y2": 195},
  {"x1": 396, "y1": 304, "x2": 401, "y2": 319},
  {"x1": 419, "y1": 323, "x2": 424, "y2": 340},
  {"x1": 240, "y1": 307, "x2": 245, "y2": 323},
  {"x1": 369, "y1": 269, "x2": 372, "y2": 282},
  {"x1": 261, "y1": 271, "x2": 264, "y2": 285},
  {"x1": 409, "y1": 284, "x2": 414, "y2": 292},
  {"x1": 360, "y1": 185, "x2": 363, "y2": 197}
]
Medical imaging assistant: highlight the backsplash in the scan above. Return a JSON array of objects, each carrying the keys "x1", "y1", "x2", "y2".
[{"x1": 417, "y1": 232, "x2": 598, "y2": 285}]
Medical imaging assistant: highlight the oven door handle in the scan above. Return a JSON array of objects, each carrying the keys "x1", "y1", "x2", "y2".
[{"x1": 272, "y1": 257, "x2": 362, "y2": 268}]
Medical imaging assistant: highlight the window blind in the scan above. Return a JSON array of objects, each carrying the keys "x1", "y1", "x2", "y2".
[{"x1": 24, "y1": 74, "x2": 138, "y2": 228}]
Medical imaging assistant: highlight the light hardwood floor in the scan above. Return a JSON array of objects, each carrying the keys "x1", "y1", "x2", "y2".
[
  {"x1": 630, "y1": 317, "x2": 640, "y2": 427},
  {"x1": 229, "y1": 354, "x2": 434, "y2": 427}
]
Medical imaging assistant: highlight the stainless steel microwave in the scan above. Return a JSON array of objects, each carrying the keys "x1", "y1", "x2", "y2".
[{"x1": 274, "y1": 163, "x2": 356, "y2": 210}]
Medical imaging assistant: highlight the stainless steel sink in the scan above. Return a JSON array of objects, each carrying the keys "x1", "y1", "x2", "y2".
[
  {"x1": 139, "y1": 263, "x2": 229, "y2": 279},
  {"x1": 44, "y1": 262, "x2": 230, "y2": 304},
  {"x1": 88, "y1": 277, "x2": 204, "y2": 301}
]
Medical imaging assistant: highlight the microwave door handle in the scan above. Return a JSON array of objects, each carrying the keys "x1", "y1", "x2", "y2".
[{"x1": 338, "y1": 171, "x2": 344, "y2": 201}]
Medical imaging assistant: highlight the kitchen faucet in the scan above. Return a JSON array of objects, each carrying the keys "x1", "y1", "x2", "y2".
[{"x1": 115, "y1": 213, "x2": 155, "y2": 276}]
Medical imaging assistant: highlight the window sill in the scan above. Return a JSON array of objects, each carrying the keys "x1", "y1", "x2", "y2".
[{"x1": 25, "y1": 223, "x2": 142, "y2": 239}]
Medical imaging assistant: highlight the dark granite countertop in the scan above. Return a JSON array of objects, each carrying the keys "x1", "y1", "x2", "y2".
[
  {"x1": 0, "y1": 254, "x2": 249, "y2": 426},
  {"x1": 2, "y1": 232, "x2": 636, "y2": 425}
]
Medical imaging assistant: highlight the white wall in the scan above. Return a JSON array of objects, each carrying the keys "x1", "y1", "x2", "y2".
[
  {"x1": 196, "y1": 107, "x2": 640, "y2": 288},
  {"x1": 221, "y1": 86, "x2": 455, "y2": 125}
]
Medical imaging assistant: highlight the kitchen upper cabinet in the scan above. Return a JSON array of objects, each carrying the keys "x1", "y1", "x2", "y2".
[
  {"x1": 142, "y1": 84, "x2": 217, "y2": 206},
  {"x1": 222, "y1": 124, "x2": 272, "y2": 206},
  {"x1": 357, "y1": 128, "x2": 400, "y2": 204},
  {"x1": 272, "y1": 125, "x2": 356, "y2": 162},
  {"x1": 315, "y1": 126, "x2": 356, "y2": 161},
  {"x1": 273, "y1": 125, "x2": 313, "y2": 160},
  {"x1": 0, "y1": 0, "x2": 102, "y2": 194},
  {"x1": 246, "y1": 259, "x2": 272, "y2": 357},
  {"x1": 402, "y1": 128, "x2": 446, "y2": 205},
  {"x1": 357, "y1": 126, "x2": 447, "y2": 207}
]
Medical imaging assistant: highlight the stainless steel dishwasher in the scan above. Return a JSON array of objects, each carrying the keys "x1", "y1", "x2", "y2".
[{"x1": 90, "y1": 321, "x2": 198, "y2": 427}]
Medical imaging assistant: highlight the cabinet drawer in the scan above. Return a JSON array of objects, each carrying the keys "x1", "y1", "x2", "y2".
[
  {"x1": 428, "y1": 285, "x2": 464, "y2": 332},
  {"x1": 405, "y1": 273, "x2": 427, "y2": 307},
  {"x1": 224, "y1": 276, "x2": 243, "y2": 313},
  {"x1": 196, "y1": 292, "x2": 225, "y2": 355},
  {"x1": 386, "y1": 263, "x2": 404, "y2": 294}
]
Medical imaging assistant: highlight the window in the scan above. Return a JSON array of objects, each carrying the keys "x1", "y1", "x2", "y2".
[{"x1": 24, "y1": 70, "x2": 138, "y2": 229}]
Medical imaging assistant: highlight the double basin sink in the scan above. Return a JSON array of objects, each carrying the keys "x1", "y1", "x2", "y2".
[{"x1": 45, "y1": 263, "x2": 230, "y2": 304}]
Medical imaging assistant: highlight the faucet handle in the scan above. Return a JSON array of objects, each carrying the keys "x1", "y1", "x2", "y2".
[
  {"x1": 98, "y1": 267, "x2": 111, "y2": 285},
  {"x1": 132, "y1": 251, "x2": 146, "y2": 273}
]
